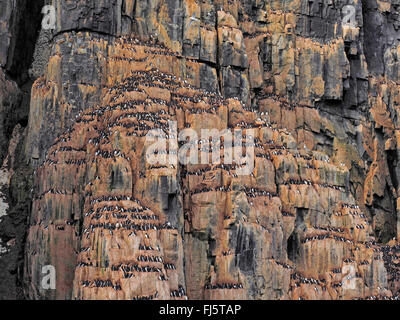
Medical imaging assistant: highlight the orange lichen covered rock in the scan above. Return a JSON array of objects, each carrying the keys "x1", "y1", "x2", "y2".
[{"x1": 14, "y1": 0, "x2": 400, "y2": 301}]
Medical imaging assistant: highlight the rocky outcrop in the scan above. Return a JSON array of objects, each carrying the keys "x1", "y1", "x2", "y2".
[
  {"x1": 0, "y1": 0, "x2": 43, "y2": 299},
  {"x1": 0, "y1": 0, "x2": 400, "y2": 300}
]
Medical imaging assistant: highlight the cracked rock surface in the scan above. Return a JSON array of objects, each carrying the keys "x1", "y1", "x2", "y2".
[{"x1": 1, "y1": 0, "x2": 400, "y2": 300}]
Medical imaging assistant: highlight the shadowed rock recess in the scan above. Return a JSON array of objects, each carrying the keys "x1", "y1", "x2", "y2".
[{"x1": 1, "y1": 0, "x2": 400, "y2": 300}]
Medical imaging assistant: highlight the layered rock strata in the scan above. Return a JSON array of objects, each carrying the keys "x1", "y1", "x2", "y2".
[
  {"x1": 24, "y1": 34, "x2": 395, "y2": 300},
  {"x1": 0, "y1": 0, "x2": 399, "y2": 300}
]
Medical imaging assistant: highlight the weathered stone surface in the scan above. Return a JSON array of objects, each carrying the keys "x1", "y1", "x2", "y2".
[
  {"x1": 22, "y1": 29, "x2": 396, "y2": 299},
  {"x1": 0, "y1": 0, "x2": 400, "y2": 300},
  {"x1": 0, "y1": 0, "x2": 45, "y2": 300}
]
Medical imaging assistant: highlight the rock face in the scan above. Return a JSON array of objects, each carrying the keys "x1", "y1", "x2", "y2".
[
  {"x1": 0, "y1": 0, "x2": 42, "y2": 299},
  {"x1": 1, "y1": 0, "x2": 400, "y2": 300}
]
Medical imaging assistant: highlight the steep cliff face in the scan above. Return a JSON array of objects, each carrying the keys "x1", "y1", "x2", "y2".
[
  {"x1": 1, "y1": 0, "x2": 400, "y2": 300},
  {"x1": 0, "y1": 0, "x2": 43, "y2": 299}
]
